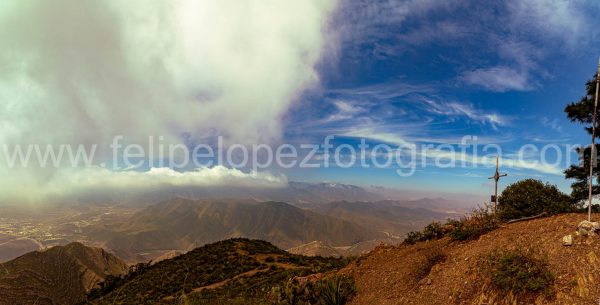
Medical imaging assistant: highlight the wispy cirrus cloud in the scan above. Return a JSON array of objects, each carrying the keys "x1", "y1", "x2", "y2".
[
  {"x1": 327, "y1": 81, "x2": 433, "y2": 100},
  {"x1": 507, "y1": 0, "x2": 594, "y2": 47},
  {"x1": 334, "y1": 128, "x2": 563, "y2": 176},
  {"x1": 332, "y1": 0, "x2": 459, "y2": 39},
  {"x1": 456, "y1": 0, "x2": 599, "y2": 92},
  {"x1": 460, "y1": 66, "x2": 532, "y2": 92},
  {"x1": 420, "y1": 99, "x2": 507, "y2": 128},
  {"x1": 287, "y1": 77, "x2": 510, "y2": 146},
  {"x1": 324, "y1": 100, "x2": 367, "y2": 122},
  {"x1": 422, "y1": 149, "x2": 563, "y2": 175},
  {"x1": 342, "y1": 128, "x2": 414, "y2": 147},
  {"x1": 459, "y1": 38, "x2": 544, "y2": 92}
]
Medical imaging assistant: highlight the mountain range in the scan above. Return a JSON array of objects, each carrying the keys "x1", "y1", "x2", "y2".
[
  {"x1": 305, "y1": 200, "x2": 455, "y2": 237},
  {"x1": 4, "y1": 213, "x2": 600, "y2": 304},
  {"x1": 72, "y1": 181, "x2": 385, "y2": 206},
  {"x1": 87, "y1": 198, "x2": 386, "y2": 262},
  {"x1": 0, "y1": 183, "x2": 463, "y2": 264}
]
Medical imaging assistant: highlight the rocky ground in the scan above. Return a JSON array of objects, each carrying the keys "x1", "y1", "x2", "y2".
[{"x1": 344, "y1": 213, "x2": 600, "y2": 305}]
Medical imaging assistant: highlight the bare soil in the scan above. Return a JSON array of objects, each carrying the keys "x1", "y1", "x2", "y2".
[{"x1": 345, "y1": 213, "x2": 600, "y2": 305}]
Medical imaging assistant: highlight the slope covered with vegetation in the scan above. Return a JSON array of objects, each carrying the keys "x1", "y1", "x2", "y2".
[{"x1": 87, "y1": 238, "x2": 354, "y2": 305}]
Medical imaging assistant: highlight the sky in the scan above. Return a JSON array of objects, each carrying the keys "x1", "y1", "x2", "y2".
[{"x1": 0, "y1": 0, "x2": 600, "y2": 204}]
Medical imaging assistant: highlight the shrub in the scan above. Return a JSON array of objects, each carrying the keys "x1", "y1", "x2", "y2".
[
  {"x1": 272, "y1": 275, "x2": 355, "y2": 305},
  {"x1": 403, "y1": 222, "x2": 445, "y2": 245},
  {"x1": 403, "y1": 207, "x2": 500, "y2": 244},
  {"x1": 403, "y1": 231, "x2": 423, "y2": 245},
  {"x1": 447, "y1": 206, "x2": 499, "y2": 241},
  {"x1": 497, "y1": 179, "x2": 574, "y2": 220},
  {"x1": 421, "y1": 222, "x2": 445, "y2": 240},
  {"x1": 482, "y1": 248, "x2": 554, "y2": 297},
  {"x1": 318, "y1": 275, "x2": 355, "y2": 305}
]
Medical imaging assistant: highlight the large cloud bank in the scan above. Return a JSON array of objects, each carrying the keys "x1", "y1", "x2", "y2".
[{"x1": 0, "y1": 0, "x2": 336, "y2": 203}]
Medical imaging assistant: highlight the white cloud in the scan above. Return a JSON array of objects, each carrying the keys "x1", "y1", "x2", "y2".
[
  {"x1": 327, "y1": 130, "x2": 563, "y2": 176},
  {"x1": 324, "y1": 100, "x2": 366, "y2": 122},
  {"x1": 0, "y1": 0, "x2": 336, "y2": 202},
  {"x1": 460, "y1": 66, "x2": 532, "y2": 92},
  {"x1": 459, "y1": 0, "x2": 599, "y2": 93},
  {"x1": 333, "y1": 100, "x2": 362, "y2": 114},
  {"x1": 540, "y1": 117, "x2": 564, "y2": 133},
  {"x1": 421, "y1": 99, "x2": 507, "y2": 127},
  {"x1": 0, "y1": 0, "x2": 336, "y2": 148},
  {"x1": 334, "y1": 0, "x2": 458, "y2": 39},
  {"x1": 422, "y1": 150, "x2": 563, "y2": 175},
  {"x1": 342, "y1": 128, "x2": 413, "y2": 147},
  {"x1": 395, "y1": 20, "x2": 468, "y2": 46},
  {"x1": 1, "y1": 166, "x2": 287, "y2": 203},
  {"x1": 507, "y1": 0, "x2": 590, "y2": 47},
  {"x1": 328, "y1": 81, "x2": 432, "y2": 100}
]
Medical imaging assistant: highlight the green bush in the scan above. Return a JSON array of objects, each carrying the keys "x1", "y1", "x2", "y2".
[
  {"x1": 403, "y1": 207, "x2": 500, "y2": 244},
  {"x1": 447, "y1": 207, "x2": 500, "y2": 241},
  {"x1": 403, "y1": 231, "x2": 423, "y2": 245},
  {"x1": 497, "y1": 179, "x2": 574, "y2": 220},
  {"x1": 318, "y1": 275, "x2": 355, "y2": 305},
  {"x1": 403, "y1": 222, "x2": 445, "y2": 245},
  {"x1": 421, "y1": 222, "x2": 445, "y2": 240},
  {"x1": 272, "y1": 275, "x2": 355, "y2": 305},
  {"x1": 482, "y1": 248, "x2": 554, "y2": 297}
]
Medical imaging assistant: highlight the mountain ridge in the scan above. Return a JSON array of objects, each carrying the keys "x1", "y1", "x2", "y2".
[
  {"x1": 87, "y1": 238, "x2": 352, "y2": 304},
  {"x1": 92, "y1": 198, "x2": 387, "y2": 262},
  {"x1": 0, "y1": 242, "x2": 127, "y2": 305},
  {"x1": 66, "y1": 181, "x2": 385, "y2": 207}
]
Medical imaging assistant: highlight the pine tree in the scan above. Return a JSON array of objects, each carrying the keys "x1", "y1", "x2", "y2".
[{"x1": 564, "y1": 75, "x2": 600, "y2": 202}]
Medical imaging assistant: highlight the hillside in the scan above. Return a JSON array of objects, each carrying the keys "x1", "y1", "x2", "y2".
[
  {"x1": 287, "y1": 241, "x2": 344, "y2": 257},
  {"x1": 287, "y1": 239, "x2": 402, "y2": 257},
  {"x1": 308, "y1": 201, "x2": 453, "y2": 237},
  {"x1": 343, "y1": 213, "x2": 600, "y2": 305},
  {"x1": 91, "y1": 198, "x2": 386, "y2": 262},
  {"x1": 0, "y1": 242, "x2": 127, "y2": 305},
  {"x1": 87, "y1": 238, "x2": 353, "y2": 304}
]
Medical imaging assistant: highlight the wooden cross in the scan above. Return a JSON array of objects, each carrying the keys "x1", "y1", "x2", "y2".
[{"x1": 489, "y1": 155, "x2": 507, "y2": 213}]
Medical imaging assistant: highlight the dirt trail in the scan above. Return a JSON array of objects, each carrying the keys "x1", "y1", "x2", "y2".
[{"x1": 346, "y1": 213, "x2": 600, "y2": 305}]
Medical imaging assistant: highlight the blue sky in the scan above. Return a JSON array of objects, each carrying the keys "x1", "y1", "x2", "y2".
[{"x1": 281, "y1": 0, "x2": 600, "y2": 197}]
